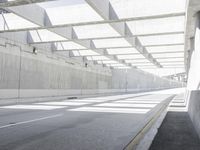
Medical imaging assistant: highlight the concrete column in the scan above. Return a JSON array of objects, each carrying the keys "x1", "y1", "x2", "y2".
[
  {"x1": 187, "y1": 12, "x2": 200, "y2": 90},
  {"x1": 187, "y1": 11, "x2": 200, "y2": 139}
]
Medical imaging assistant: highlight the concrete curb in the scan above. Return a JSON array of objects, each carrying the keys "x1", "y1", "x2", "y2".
[{"x1": 123, "y1": 95, "x2": 175, "y2": 150}]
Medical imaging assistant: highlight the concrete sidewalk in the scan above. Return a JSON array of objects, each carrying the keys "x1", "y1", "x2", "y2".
[{"x1": 149, "y1": 94, "x2": 200, "y2": 150}]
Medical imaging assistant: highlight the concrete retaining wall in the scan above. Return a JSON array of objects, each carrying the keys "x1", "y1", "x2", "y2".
[
  {"x1": 0, "y1": 37, "x2": 181, "y2": 102},
  {"x1": 112, "y1": 69, "x2": 179, "y2": 90}
]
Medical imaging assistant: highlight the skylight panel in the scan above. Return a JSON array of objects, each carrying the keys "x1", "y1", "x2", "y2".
[
  {"x1": 117, "y1": 54, "x2": 145, "y2": 59},
  {"x1": 138, "y1": 34, "x2": 184, "y2": 46},
  {"x1": 162, "y1": 65, "x2": 184, "y2": 68},
  {"x1": 146, "y1": 45, "x2": 184, "y2": 53},
  {"x1": 54, "y1": 41, "x2": 85, "y2": 50},
  {"x1": 73, "y1": 24, "x2": 120, "y2": 39},
  {"x1": 125, "y1": 59, "x2": 150, "y2": 63},
  {"x1": 107, "y1": 48, "x2": 139, "y2": 55},
  {"x1": 93, "y1": 38, "x2": 131, "y2": 48},
  {"x1": 0, "y1": 13, "x2": 38, "y2": 31},
  {"x1": 126, "y1": 16, "x2": 185, "y2": 35},
  {"x1": 156, "y1": 58, "x2": 184, "y2": 62},
  {"x1": 29, "y1": 29, "x2": 67, "y2": 43},
  {"x1": 41, "y1": 0, "x2": 103, "y2": 25},
  {"x1": 152, "y1": 52, "x2": 184, "y2": 58},
  {"x1": 162, "y1": 64, "x2": 184, "y2": 67},
  {"x1": 133, "y1": 63, "x2": 155, "y2": 66},
  {"x1": 161, "y1": 62, "x2": 184, "y2": 65},
  {"x1": 109, "y1": 0, "x2": 186, "y2": 19}
]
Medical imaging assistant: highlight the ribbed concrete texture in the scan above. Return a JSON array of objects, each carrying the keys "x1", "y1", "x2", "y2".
[{"x1": 0, "y1": 37, "x2": 181, "y2": 101}]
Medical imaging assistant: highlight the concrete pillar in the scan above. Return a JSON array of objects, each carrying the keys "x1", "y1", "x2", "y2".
[
  {"x1": 187, "y1": 11, "x2": 200, "y2": 139},
  {"x1": 187, "y1": 12, "x2": 200, "y2": 90}
]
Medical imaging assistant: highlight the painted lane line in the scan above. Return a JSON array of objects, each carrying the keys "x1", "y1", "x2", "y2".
[
  {"x1": 0, "y1": 105, "x2": 66, "y2": 110},
  {"x1": 0, "y1": 114, "x2": 63, "y2": 129}
]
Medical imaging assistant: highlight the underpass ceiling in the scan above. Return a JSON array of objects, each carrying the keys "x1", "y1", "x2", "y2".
[{"x1": 0, "y1": 0, "x2": 187, "y2": 76}]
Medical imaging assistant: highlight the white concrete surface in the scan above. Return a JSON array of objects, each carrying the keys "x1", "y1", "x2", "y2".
[{"x1": 0, "y1": 37, "x2": 181, "y2": 102}]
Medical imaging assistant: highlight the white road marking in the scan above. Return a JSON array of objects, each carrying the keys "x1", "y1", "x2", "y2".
[
  {"x1": 0, "y1": 105, "x2": 66, "y2": 110},
  {"x1": 0, "y1": 114, "x2": 63, "y2": 129},
  {"x1": 36, "y1": 102, "x2": 88, "y2": 106},
  {"x1": 69, "y1": 107, "x2": 149, "y2": 114},
  {"x1": 95, "y1": 103, "x2": 157, "y2": 108}
]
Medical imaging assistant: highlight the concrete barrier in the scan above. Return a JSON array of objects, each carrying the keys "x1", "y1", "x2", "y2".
[
  {"x1": 124, "y1": 95, "x2": 175, "y2": 150},
  {"x1": 187, "y1": 90, "x2": 200, "y2": 138}
]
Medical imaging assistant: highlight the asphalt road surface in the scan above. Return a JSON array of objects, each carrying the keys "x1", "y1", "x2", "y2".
[{"x1": 0, "y1": 91, "x2": 178, "y2": 150}]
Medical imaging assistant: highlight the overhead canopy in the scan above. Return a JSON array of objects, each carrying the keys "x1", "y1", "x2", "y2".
[{"x1": 0, "y1": 0, "x2": 186, "y2": 76}]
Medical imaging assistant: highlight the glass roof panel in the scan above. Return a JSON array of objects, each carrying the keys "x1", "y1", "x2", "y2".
[
  {"x1": 0, "y1": 13, "x2": 38, "y2": 31},
  {"x1": 107, "y1": 48, "x2": 139, "y2": 55},
  {"x1": 117, "y1": 54, "x2": 145, "y2": 59},
  {"x1": 73, "y1": 24, "x2": 120, "y2": 39},
  {"x1": 133, "y1": 63, "x2": 155, "y2": 66},
  {"x1": 146, "y1": 45, "x2": 184, "y2": 53},
  {"x1": 93, "y1": 38, "x2": 131, "y2": 48},
  {"x1": 126, "y1": 16, "x2": 185, "y2": 35},
  {"x1": 109, "y1": 0, "x2": 186, "y2": 19},
  {"x1": 138, "y1": 34, "x2": 184, "y2": 46},
  {"x1": 40, "y1": 0, "x2": 103, "y2": 25},
  {"x1": 54, "y1": 41, "x2": 86, "y2": 50},
  {"x1": 125, "y1": 59, "x2": 150, "y2": 63},
  {"x1": 156, "y1": 58, "x2": 184, "y2": 62},
  {"x1": 161, "y1": 62, "x2": 184, "y2": 65},
  {"x1": 152, "y1": 52, "x2": 184, "y2": 58},
  {"x1": 162, "y1": 64, "x2": 184, "y2": 67},
  {"x1": 29, "y1": 29, "x2": 67, "y2": 42},
  {"x1": 162, "y1": 66, "x2": 184, "y2": 69}
]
